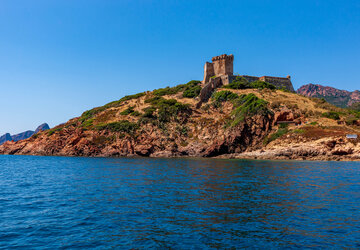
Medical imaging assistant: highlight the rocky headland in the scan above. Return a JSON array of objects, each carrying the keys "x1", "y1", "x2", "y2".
[
  {"x1": 1, "y1": 86, "x2": 359, "y2": 161},
  {"x1": 0, "y1": 123, "x2": 50, "y2": 145},
  {"x1": 1, "y1": 55, "x2": 359, "y2": 161}
]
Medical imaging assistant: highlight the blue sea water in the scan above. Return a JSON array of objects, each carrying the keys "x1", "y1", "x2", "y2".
[{"x1": 0, "y1": 156, "x2": 360, "y2": 249}]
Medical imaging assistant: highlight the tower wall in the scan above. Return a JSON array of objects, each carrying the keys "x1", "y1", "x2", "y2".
[
  {"x1": 202, "y1": 62, "x2": 215, "y2": 83},
  {"x1": 259, "y1": 76, "x2": 294, "y2": 92},
  {"x1": 212, "y1": 54, "x2": 234, "y2": 76}
]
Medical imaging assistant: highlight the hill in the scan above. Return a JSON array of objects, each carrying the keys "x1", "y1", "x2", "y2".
[
  {"x1": 1, "y1": 53, "x2": 360, "y2": 161},
  {"x1": 297, "y1": 84, "x2": 360, "y2": 108},
  {"x1": 1, "y1": 81, "x2": 359, "y2": 160}
]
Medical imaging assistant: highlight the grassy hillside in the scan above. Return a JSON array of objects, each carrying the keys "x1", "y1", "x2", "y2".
[{"x1": 49, "y1": 79, "x2": 360, "y2": 144}]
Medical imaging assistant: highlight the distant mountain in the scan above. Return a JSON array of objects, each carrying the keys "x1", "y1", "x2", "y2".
[
  {"x1": 0, "y1": 133, "x2": 12, "y2": 145},
  {"x1": 0, "y1": 123, "x2": 50, "y2": 145},
  {"x1": 297, "y1": 84, "x2": 360, "y2": 108},
  {"x1": 11, "y1": 131, "x2": 36, "y2": 142},
  {"x1": 35, "y1": 123, "x2": 50, "y2": 133}
]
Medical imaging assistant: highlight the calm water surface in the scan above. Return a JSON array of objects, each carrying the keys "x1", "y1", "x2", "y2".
[{"x1": 0, "y1": 155, "x2": 359, "y2": 249}]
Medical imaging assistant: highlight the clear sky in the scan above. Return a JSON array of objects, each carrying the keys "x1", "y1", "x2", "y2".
[{"x1": 0, "y1": 0, "x2": 359, "y2": 135}]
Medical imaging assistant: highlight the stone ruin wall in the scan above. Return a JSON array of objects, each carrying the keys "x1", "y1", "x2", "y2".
[
  {"x1": 240, "y1": 75, "x2": 260, "y2": 83},
  {"x1": 259, "y1": 76, "x2": 295, "y2": 92}
]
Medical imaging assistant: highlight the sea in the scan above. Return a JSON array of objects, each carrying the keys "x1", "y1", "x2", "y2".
[{"x1": 0, "y1": 155, "x2": 359, "y2": 249}]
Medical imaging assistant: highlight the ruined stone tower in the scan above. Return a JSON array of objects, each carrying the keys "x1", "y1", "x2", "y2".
[
  {"x1": 197, "y1": 54, "x2": 295, "y2": 108},
  {"x1": 202, "y1": 54, "x2": 234, "y2": 83}
]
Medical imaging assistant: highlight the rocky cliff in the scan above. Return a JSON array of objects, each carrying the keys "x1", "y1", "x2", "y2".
[{"x1": 297, "y1": 84, "x2": 360, "y2": 108}]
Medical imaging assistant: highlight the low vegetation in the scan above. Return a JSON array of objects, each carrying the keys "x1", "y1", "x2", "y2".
[
  {"x1": 212, "y1": 90, "x2": 238, "y2": 103},
  {"x1": 231, "y1": 94, "x2": 272, "y2": 126},
  {"x1": 144, "y1": 97, "x2": 191, "y2": 124},
  {"x1": 153, "y1": 80, "x2": 202, "y2": 98},
  {"x1": 224, "y1": 76, "x2": 276, "y2": 90},
  {"x1": 264, "y1": 124, "x2": 289, "y2": 145},
  {"x1": 321, "y1": 111, "x2": 340, "y2": 120},
  {"x1": 212, "y1": 90, "x2": 272, "y2": 127},
  {"x1": 80, "y1": 92, "x2": 146, "y2": 123},
  {"x1": 47, "y1": 127, "x2": 63, "y2": 136},
  {"x1": 96, "y1": 120, "x2": 139, "y2": 134}
]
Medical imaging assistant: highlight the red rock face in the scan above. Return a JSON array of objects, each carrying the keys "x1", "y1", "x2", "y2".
[
  {"x1": 273, "y1": 110, "x2": 294, "y2": 124},
  {"x1": 0, "y1": 113, "x2": 274, "y2": 158},
  {"x1": 297, "y1": 84, "x2": 360, "y2": 107}
]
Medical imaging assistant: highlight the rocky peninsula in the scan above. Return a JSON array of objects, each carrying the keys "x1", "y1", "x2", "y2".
[{"x1": 1, "y1": 55, "x2": 359, "y2": 161}]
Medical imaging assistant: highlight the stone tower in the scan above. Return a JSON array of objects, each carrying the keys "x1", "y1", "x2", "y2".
[
  {"x1": 197, "y1": 54, "x2": 295, "y2": 108},
  {"x1": 212, "y1": 54, "x2": 234, "y2": 76},
  {"x1": 202, "y1": 54, "x2": 233, "y2": 83}
]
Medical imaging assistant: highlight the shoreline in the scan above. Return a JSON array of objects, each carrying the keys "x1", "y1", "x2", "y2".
[{"x1": 1, "y1": 151, "x2": 359, "y2": 162}]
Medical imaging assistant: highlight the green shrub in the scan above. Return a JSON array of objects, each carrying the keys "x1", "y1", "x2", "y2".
[
  {"x1": 142, "y1": 107, "x2": 157, "y2": 118},
  {"x1": 264, "y1": 127, "x2": 289, "y2": 145},
  {"x1": 176, "y1": 125, "x2": 188, "y2": 136},
  {"x1": 293, "y1": 129, "x2": 305, "y2": 134},
  {"x1": 157, "y1": 101, "x2": 191, "y2": 123},
  {"x1": 279, "y1": 123, "x2": 289, "y2": 129},
  {"x1": 224, "y1": 76, "x2": 249, "y2": 89},
  {"x1": 322, "y1": 111, "x2": 340, "y2": 120},
  {"x1": 105, "y1": 92, "x2": 146, "y2": 108},
  {"x1": 120, "y1": 106, "x2": 135, "y2": 115},
  {"x1": 310, "y1": 121, "x2": 318, "y2": 126},
  {"x1": 80, "y1": 107, "x2": 105, "y2": 123},
  {"x1": 224, "y1": 77, "x2": 276, "y2": 90},
  {"x1": 153, "y1": 86, "x2": 180, "y2": 96},
  {"x1": 182, "y1": 80, "x2": 202, "y2": 98},
  {"x1": 130, "y1": 111, "x2": 141, "y2": 117},
  {"x1": 96, "y1": 120, "x2": 138, "y2": 134},
  {"x1": 231, "y1": 94, "x2": 272, "y2": 126},
  {"x1": 225, "y1": 82, "x2": 248, "y2": 89},
  {"x1": 79, "y1": 92, "x2": 146, "y2": 122},
  {"x1": 183, "y1": 85, "x2": 201, "y2": 98},
  {"x1": 279, "y1": 87, "x2": 290, "y2": 92},
  {"x1": 153, "y1": 80, "x2": 202, "y2": 97},
  {"x1": 249, "y1": 80, "x2": 276, "y2": 90},
  {"x1": 47, "y1": 127, "x2": 63, "y2": 136},
  {"x1": 212, "y1": 90, "x2": 239, "y2": 103},
  {"x1": 82, "y1": 118, "x2": 94, "y2": 129},
  {"x1": 143, "y1": 97, "x2": 191, "y2": 124}
]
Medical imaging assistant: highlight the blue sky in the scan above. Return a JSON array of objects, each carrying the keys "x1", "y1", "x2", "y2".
[{"x1": 0, "y1": 0, "x2": 359, "y2": 134}]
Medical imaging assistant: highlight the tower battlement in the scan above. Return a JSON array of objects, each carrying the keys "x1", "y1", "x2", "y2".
[
  {"x1": 202, "y1": 54, "x2": 234, "y2": 83},
  {"x1": 212, "y1": 54, "x2": 234, "y2": 62}
]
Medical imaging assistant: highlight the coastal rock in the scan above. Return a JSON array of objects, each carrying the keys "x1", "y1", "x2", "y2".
[
  {"x1": 204, "y1": 114, "x2": 273, "y2": 157},
  {"x1": 273, "y1": 110, "x2": 294, "y2": 124}
]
